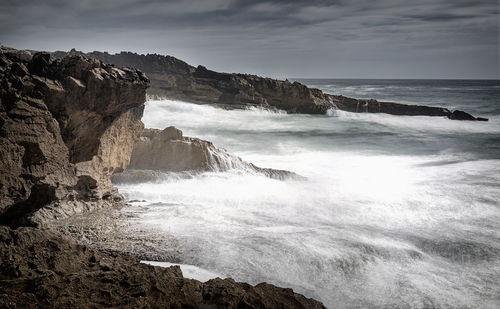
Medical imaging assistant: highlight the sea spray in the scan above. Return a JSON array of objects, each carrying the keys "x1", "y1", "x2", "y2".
[{"x1": 117, "y1": 80, "x2": 500, "y2": 308}]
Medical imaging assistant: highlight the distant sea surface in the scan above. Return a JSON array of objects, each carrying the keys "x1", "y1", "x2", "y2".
[{"x1": 117, "y1": 79, "x2": 500, "y2": 308}]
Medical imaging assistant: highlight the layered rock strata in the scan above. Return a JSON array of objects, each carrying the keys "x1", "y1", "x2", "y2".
[
  {"x1": 0, "y1": 46, "x2": 148, "y2": 226},
  {"x1": 53, "y1": 49, "x2": 487, "y2": 121}
]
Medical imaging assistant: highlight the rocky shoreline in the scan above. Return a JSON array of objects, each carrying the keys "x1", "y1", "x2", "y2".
[
  {"x1": 0, "y1": 46, "x2": 325, "y2": 308},
  {"x1": 0, "y1": 45, "x2": 491, "y2": 308},
  {"x1": 53, "y1": 49, "x2": 487, "y2": 121},
  {"x1": 0, "y1": 226, "x2": 325, "y2": 308}
]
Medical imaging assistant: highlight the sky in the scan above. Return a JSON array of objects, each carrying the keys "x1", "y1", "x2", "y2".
[{"x1": 0, "y1": 0, "x2": 498, "y2": 79}]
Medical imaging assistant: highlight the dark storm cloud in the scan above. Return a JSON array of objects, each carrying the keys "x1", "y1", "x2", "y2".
[{"x1": 0, "y1": 0, "x2": 497, "y2": 78}]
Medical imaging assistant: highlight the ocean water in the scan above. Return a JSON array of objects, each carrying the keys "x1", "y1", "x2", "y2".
[{"x1": 116, "y1": 80, "x2": 500, "y2": 308}]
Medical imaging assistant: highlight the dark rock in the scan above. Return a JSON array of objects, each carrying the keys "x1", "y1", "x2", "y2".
[
  {"x1": 0, "y1": 46, "x2": 148, "y2": 226},
  {"x1": 51, "y1": 49, "x2": 485, "y2": 120},
  {"x1": 0, "y1": 226, "x2": 326, "y2": 308},
  {"x1": 332, "y1": 97, "x2": 455, "y2": 117},
  {"x1": 11, "y1": 62, "x2": 28, "y2": 77},
  {"x1": 448, "y1": 110, "x2": 478, "y2": 121},
  {"x1": 28, "y1": 52, "x2": 52, "y2": 77},
  {"x1": 0, "y1": 47, "x2": 324, "y2": 306},
  {"x1": 0, "y1": 47, "x2": 324, "y2": 307}
]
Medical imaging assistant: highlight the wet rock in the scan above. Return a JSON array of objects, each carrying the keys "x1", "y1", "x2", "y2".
[
  {"x1": 332, "y1": 97, "x2": 451, "y2": 117},
  {"x1": 127, "y1": 126, "x2": 302, "y2": 179},
  {"x1": 447, "y1": 110, "x2": 485, "y2": 121}
]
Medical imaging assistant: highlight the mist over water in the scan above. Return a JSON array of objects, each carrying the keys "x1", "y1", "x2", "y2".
[{"x1": 117, "y1": 80, "x2": 500, "y2": 308}]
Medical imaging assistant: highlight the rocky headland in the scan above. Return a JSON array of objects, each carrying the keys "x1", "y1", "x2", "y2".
[
  {"x1": 0, "y1": 46, "x2": 325, "y2": 308},
  {"x1": 53, "y1": 49, "x2": 487, "y2": 121}
]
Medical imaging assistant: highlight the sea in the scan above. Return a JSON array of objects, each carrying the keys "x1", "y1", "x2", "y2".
[{"x1": 116, "y1": 79, "x2": 500, "y2": 308}]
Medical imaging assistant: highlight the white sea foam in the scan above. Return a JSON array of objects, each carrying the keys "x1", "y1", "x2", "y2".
[
  {"x1": 141, "y1": 261, "x2": 223, "y2": 282},
  {"x1": 327, "y1": 108, "x2": 500, "y2": 134},
  {"x1": 117, "y1": 99, "x2": 500, "y2": 308}
]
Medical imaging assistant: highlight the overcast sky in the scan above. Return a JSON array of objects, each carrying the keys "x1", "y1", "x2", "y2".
[{"x1": 0, "y1": 0, "x2": 498, "y2": 79}]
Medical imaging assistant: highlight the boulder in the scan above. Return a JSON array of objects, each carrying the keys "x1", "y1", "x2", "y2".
[
  {"x1": 126, "y1": 126, "x2": 301, "y2": 179},
  {"x1": 448, "y1": 110, "x2": 480, "y2": 120}
]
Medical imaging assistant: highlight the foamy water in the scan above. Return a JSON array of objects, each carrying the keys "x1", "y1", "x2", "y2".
[
  {"x1": 141, "y1": 261, "x2": 223, "y2": 282},
  {"x1": 117, "y1": 81, "x2": 500, "y2": 308}
]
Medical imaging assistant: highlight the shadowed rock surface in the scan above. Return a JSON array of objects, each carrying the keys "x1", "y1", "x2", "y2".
[
  {"x1": 52, "y1": 49, "x2": 487, "y2": 121},
  {"x1": 0, "y1": 226, "x2": 326, "y2": 309},
  {"x1": 0, "y1": 46, "x2": 148, "y2": 226},
  {"x1": 123, "y1": 126, "x2": 302, "y2": 180},
  {"x1": 0, "y1": 47, "x2": 325, "y2": 308}
]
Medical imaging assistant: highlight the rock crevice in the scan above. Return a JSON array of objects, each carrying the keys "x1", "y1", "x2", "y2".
[{"x1": 0, "y1": 47, "x2": 148, "y2": 226}]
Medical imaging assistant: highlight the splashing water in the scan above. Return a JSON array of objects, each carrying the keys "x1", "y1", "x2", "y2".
[{"x1": 118, "y1": 80, "x2": 500, "y2": 308}]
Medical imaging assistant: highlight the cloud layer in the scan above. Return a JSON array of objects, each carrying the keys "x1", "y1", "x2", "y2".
[{"x1": 0, "y1": 0, "x2": 498, "y2": 78}]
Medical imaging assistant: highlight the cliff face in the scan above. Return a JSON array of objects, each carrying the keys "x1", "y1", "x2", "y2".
[
  {"x1": 0, "y1": 47, "x2": 326, "y2": 308},
  {"x1": 53, "y1": 49, "x2": 486, "y2": 120},
  {"x1": 0, "y1": 47, "x2": 148, "y2": 226}
]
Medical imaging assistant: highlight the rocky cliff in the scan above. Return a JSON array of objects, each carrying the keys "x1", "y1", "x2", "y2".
[
  {"x1": 53, "y1": 49, "x2": 487, "y2": 121},
  {"x1": 0, "y1": 47, "x2": 148, "y2": 226},
  {"x1": 0, "y1": 47, "x2": 325, "y2": 308}
]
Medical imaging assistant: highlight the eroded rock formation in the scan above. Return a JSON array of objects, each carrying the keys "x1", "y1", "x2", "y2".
[
  {"x1": 0, "y1": 226, "x2": 325, "y2": 309},
  {"x1": 0, "y1": 47, "x2": 325, "y2": 307},
  {"x1": 0, "y1": 47, "x2": 148, "y2": 226},
  {"x1": 52, "y1": 49, "x2": 487, "y2": 120},
  {"x1": 121, "y1": 126, "x2": 300, "y2": 180}
]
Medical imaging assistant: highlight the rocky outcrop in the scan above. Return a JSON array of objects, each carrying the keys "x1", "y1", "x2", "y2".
[
  {"x1": 0, "y1": 47, "x2": 148, "y2": 226},
  {"x1": 122, "y1": 126, "x2": 300, "y2": 180},
  {"x1": 0, "y1": 226, "x2": 326, "y2": 308},
  {"x1": 52, "y1": 49, "x2": 487, "y2": 120},
  {"x1": 0, "y1": 47, "x2": 324, "y2": 307}
]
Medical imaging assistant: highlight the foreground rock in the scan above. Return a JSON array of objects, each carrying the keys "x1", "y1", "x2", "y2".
[
  {"x1": 0, "y1": 47, "x2": 148, "y2": 226},
  {"x1": 0, "y1": 47, "x2": 325, "y2": 307},
  {"x1": 53, "y1": 49, "x2": 487, "y2": 121},
  {"x1": 0, "y1": 226, "x2": 325, "y2": 309},
  {"x1": 123, "y1": 126, "x2": 302, "y2": 180}
]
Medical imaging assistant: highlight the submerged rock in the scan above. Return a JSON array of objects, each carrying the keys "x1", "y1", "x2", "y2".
[
  {"x1": 448, "y1": 110, "x2": 481, "y2": 121},
  {"x1": 125, "y1": 126, "x2": 302, "y2": 180}
]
